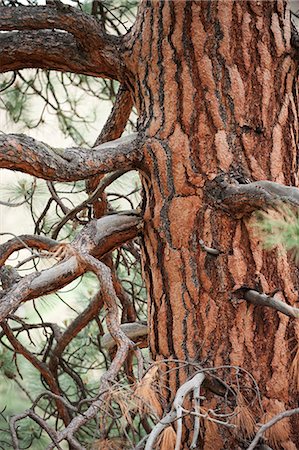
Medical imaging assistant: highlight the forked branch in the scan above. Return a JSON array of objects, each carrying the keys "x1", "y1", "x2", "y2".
[
  {"x1": 0, "y1": 213, "x2": 142, "y2": 321},
  {"x1": 144, "y1": 372, "x2": 205, "y2": 450}
]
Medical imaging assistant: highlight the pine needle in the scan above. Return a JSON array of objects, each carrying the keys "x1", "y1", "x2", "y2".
[{"x1": 231, "y1": 393, "x2": 256, "y2": 438}]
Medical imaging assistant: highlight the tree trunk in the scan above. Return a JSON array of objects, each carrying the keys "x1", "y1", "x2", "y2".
[{"x1": 125, "y1": 1, "x2": 299, "y2": 448}]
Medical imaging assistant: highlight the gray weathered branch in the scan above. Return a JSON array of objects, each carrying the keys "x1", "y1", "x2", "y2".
[
  {"x1": 243, "y1": 290, "x2": 299, "y2": 319},
  {"x1": 207, "y1": 176, "x2": 299, "y2": 218},
  {"x1": 102, "y1": 322, "x2": 148, "y2": 350},
  {"x1": 247, "y1": 407, "x2": 299, "y2": 450},
  {"x1": 144, "y1": 372, "x2": 205, "y2": 450}
]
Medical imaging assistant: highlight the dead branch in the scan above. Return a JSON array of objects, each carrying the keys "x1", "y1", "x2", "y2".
[
  {"x1": 144, "y1": 372, "x2": 205, "y2": 450},
  {"x1": 247, "y1": 407, "x2": 299, "y2": 450},
  {"x1": 0, "y1": 132, "x2": 143, "y2": 181},
  {"x1": 243, "y1": 289, "x2": 299, "y2": 319},
  {"x1": 101, "y1": 322, "x2": 148, "y2": 351},
  {"x1": 1, "y1": 322, "x2": 71, "y2": 426},
  {"x1": 45, "y1": 254, "x2": 142, "y2": 449},
  {"x1": 207, "y1": 175, "x2": 299, "y2": 218}
]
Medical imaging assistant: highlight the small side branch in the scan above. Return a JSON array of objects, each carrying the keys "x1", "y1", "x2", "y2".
[
  {"x1": 207, "y1": 175, "x2": 299, "y2": 218},
  {"x1": 247, "y1": 407, "x2": 299, "y2": 450},
  {"x1": 0, "y1": 132, "x2": 143, "y2": 181},
  {"x1": 101, "y1": 322, "x2": 148, "y2": 351},
  {"x1": 242, "y1": 289, "x2": 299, "y2": 319}
]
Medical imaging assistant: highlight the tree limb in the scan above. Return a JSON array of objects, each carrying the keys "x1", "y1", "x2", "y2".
[
  {"x1": 0, "y1": 5, "x2": 124, "y2": 80},
  {"x1": 93, "y1": 85, "x2": 133, "y2": 147},
  {"x1": 242, "y1": 289, "x2": 299, "y2": 319},
  {"x1": 0, "y1": 30, "x2": 111, "y2": 78},
  {"x1": 0, "y1": 213, "x2": 142, "y2": 321},
  {"x1": 101, "y1": 322, "x2": 148, "y2": 351},
  {"x1": 0, "y1": 235, "x2": 58, "y2": 267},
  {"x1": 0, "y1": 132, "x2": 143, "y2": 181},
  {"x1": 207, "y1": 176, "x2": 299, "y2": 218}
]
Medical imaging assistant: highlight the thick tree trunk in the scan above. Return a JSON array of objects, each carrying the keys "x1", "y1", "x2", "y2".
[{"x1": 126, "y1": 1, "x2": 299, "y2": 448}]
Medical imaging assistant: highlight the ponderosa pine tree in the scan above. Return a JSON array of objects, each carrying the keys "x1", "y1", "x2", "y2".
[{"x1": 1, "y1": 1, "x2": 299, "y2": 449}]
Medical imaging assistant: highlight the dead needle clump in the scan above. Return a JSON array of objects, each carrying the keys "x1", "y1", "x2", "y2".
[
  {"x1": 92, "y1": 437, "x2": 129, "y2": 450},
  {"x1": 134, "y1": 366, "x2": 163, "y2": 418},
  {"x1": 231, "y1": 393, "x2": 256, "y2": 438},
  {"x1": 155, "y1": 426, "x2": 177, "y2": 450},
  {"x1": 290, "y1": 346, "x2": 299, "y2": 390},
  {"x1": 261, "y1": 407, "x2": 291, "y2": 449}
]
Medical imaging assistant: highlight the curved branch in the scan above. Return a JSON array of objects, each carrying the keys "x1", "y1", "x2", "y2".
[
  {"x1": 0, "y1": 235, "x2": 58, "y2": 266},
  {"x1": 93, "y1": 86, "x2": 133, "y2": 146},
  {"x1": 0, "y1": 5, "x2": 124, "y2": 80},
  {"x1": 0, "y1": 132, "x2": 143, "y2": 181},
  {"x1": 52, "y1": 170, "x2": 127, "y2": 239},
  {"x1": 0, "y1": 30, "x2": 115, "y2": 78},
  {"x1": 207, "y1": 176, "x2": 299, "y2": 218},
  {"x1": 0, "y1": 213, "x2": 142, "y2": 321},
  {"x1": 49, "y1": 291, "x2": 104, "y2": 377},
  {"x1": 101, "y1": 322, "x2": 148, "y2": 350},
  {"x1": 1, "y1": 322, "x2": 71, "y2": 426}
]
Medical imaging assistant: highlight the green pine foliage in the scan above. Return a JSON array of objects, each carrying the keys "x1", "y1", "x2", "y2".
[{"x1": 255, "y1": 207, "x2": 299, "y2": 261}]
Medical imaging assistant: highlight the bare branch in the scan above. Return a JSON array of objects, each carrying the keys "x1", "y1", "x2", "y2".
[
  {"x1": 52, "y1": 170, "x2": 127, "y2": 239},
  {"x1": 1, "y1": 322, "x2": 71, "y2": 426},
  {"x1": 0, "y1": 30, "x2": 111, "y2": 78},
  {"x1": 101, "y1": 322, "x2": 148, "y2": 351},
  {"x1": 247, "y1": 407, "x2": 299, "y2": 450},
  {"x1": 46, "y1": 254, "x2": 140, "y2": 449},
  {"x1": 0, "y1": 213, "x2": 142, "y2": 321},
  {"x1": 144, "y1": 372, "x2": 205, "y2": 450},
  {"x1": 87, "y1": 84, "x2": 134, "y2": 219},
  {"x1": 49, "y1": 291, "x2": 104, "y2": 377},
  {"x1": 242, "y1": 289, "x2": 299, "y2": 319},
  {"x1": 93, "y1": 86, "x2": 133, "y2": 146},
  {"x1": 207, "y1": 176, "x2": 299, "y2": 218},
  {"x1": 0, "y1": 5, "x2": 124, "y2": 80},
  {"x1": 0, "y1": 235, "x2": 58, "y2": 266},
  {"x1": 0, "y1": 132, "x2": 143, "y2": 181}
]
